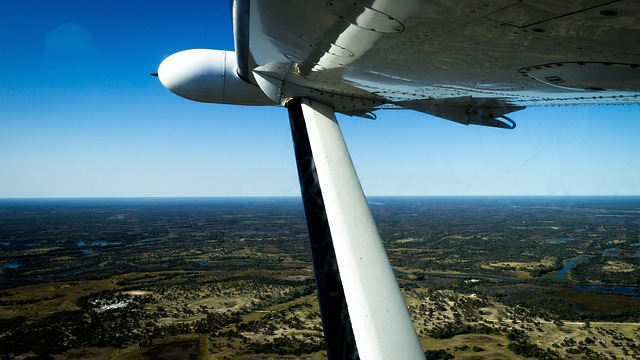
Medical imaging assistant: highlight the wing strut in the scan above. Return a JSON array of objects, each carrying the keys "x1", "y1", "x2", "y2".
[{"x1": 287, "y1": 98, "x2": 425, "y2": 360}]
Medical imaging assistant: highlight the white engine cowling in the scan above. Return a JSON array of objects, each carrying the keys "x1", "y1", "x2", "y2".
[{"x1": 157, "y1": 49, "x2": 273, "y2": 105}]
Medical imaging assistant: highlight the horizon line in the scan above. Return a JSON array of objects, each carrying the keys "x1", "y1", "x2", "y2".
[{"x1": 1, "y1": 194, "x2": 640, "y2": 201}]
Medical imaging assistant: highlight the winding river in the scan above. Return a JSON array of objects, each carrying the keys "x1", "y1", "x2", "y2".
[{"x1": 548, "y1": 247, "x2": 640, "y2": 295}]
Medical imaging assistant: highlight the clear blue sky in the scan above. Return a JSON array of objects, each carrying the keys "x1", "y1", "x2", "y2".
[{"x1": 1, "y1": 1, "x2": 639, "y2": 198}]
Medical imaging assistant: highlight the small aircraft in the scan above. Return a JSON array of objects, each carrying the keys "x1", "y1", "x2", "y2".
[{"x1": 154, "y1": 1, "x2": 640, "y2": 359}]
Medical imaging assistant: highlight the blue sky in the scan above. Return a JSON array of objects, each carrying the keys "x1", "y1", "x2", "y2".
[{"x1": 1, "y1": 1, "x2": 639, "y2": 198}]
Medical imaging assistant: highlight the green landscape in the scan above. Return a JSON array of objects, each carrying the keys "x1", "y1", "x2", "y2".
[{"x1": 1, "y1": 197, "x2": 639, "y2": 359}]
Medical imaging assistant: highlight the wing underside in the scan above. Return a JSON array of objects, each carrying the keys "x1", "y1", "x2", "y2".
[{"x1": 236, "y1": 0, "x2": 640, "y2": 124}]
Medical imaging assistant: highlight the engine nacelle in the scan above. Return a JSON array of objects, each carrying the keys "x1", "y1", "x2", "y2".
[{"x1": 157, "y1": 49, "x2": 273, "y2": 105}]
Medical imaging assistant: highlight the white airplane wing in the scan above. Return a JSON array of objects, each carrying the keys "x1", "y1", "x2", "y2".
[
  {"x1": 236, "y1": 0, "x2": 640, "y2": 128},
  {"x1": 155, "y1": 1, "x2": 640, "y2": 359}
]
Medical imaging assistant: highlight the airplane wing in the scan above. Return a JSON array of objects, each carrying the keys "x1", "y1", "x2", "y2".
[
  {"x1": 238, "y1": 0, "x2": 640, "y2": 127},
  {"x1": 156, "y1": 1, "x2": 640, "y2": 359}
]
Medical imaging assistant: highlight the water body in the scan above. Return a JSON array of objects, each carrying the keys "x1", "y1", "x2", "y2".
[
  {"x1": 77, "y1": 241, "x2": 121, "y2": 247},
  {"x1": 1, "y1": 263, "x2": 21, "y2": 274},
  {"x1": 546, "y1": 238, "x2": 575, "y2": 243},
  {"x1": 90, "y1": 241, "x2": 122, "y2": 247},
  {"x1": 553, "y1": 257, "x2": 589, "y2": 281},
  {"x1": 61, "y1": 270, "x2": 86, "y2": 277},
  {"x1": 551, "y1": 253, "x2": 640, "y2": 295},
  {"x1": 551, "y1": 244, "x2": 631, "y2": 281}
]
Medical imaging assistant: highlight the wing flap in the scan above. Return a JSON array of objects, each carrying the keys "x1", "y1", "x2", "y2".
[{"x1": 397, "y1": 97, "x2": 524, "y2": 129}]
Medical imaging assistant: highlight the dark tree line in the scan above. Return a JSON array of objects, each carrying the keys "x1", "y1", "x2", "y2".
[
  {"x1": 247, "y1": 334, "x2": 325, "y2": 356},
  {"x1": 522, "y1": 297, "x2": 640, "y2": 322}
]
